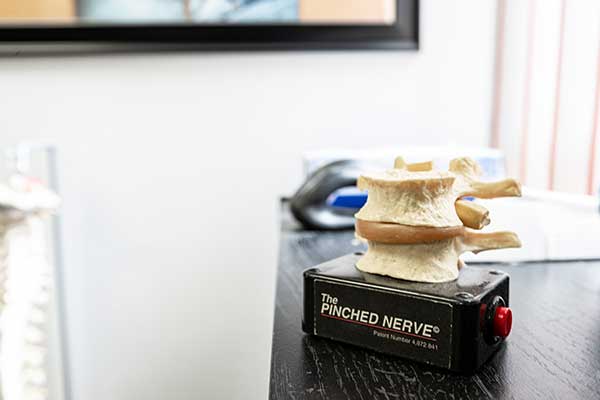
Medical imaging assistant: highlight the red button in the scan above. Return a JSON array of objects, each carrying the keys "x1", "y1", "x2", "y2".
[{"x1": 493, "y1": 306, "x2": 512, "y2": 338}]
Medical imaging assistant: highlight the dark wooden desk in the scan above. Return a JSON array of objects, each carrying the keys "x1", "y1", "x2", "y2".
[{"x1": 269, "y1": 207, "x2": 600, "y2": 399}]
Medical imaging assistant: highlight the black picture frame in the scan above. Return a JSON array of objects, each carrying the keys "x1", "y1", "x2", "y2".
[{"x1": 0, "y1": 0, "x2": 418, "y2": 51}]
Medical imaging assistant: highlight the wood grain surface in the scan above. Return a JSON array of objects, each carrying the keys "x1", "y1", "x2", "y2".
[{"x1": 269, "y1": 205, "x2": 600, "y2": 399}]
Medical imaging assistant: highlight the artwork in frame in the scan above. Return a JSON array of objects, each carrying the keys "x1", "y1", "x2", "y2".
[
  {"x1": 0, "y1": 0, "x2": 418, "y2": 50},
  {"x1": 77, "y1": 0, "x2": 396, "y2": 24}
]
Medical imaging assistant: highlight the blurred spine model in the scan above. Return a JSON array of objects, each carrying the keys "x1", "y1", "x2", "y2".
[{"x1": 0, "y1": 171, "x2": 60, "y2": 400}]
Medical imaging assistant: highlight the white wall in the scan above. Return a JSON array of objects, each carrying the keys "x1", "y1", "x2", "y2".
[{"x1": 0, "y1": 1, "x2": 496, "y2": 399}]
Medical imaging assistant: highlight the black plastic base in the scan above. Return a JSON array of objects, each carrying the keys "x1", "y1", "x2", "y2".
[{"x1": 302, "y1": 253, "x2": 510, "y2": 374}]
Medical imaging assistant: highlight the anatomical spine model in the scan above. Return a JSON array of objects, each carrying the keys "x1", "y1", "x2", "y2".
[
  {"x1": 0, "y1": 177, "x2": 60, "y2": 400},
  {"x1": 354, "y1": 157, "x2": 521, "y2": 283}
]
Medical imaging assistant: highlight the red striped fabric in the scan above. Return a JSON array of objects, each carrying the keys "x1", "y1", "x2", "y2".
[
  {"x1": 587, "y1": 39, "x2": 600, "y2": 195},
  {"x1": 548, "y1": 0, "x2": 567, "y2": 191},
  {"x1": 519, "y1": 0, "x2": 537, "y2": 184},
  {"x1": 490, "y1": 0, "x2": 507, "y2": 149}
]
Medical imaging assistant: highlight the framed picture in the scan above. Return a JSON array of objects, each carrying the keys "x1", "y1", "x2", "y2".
[{"x1": 0, "y1": 0, "x2": 418, "y2": 50}]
